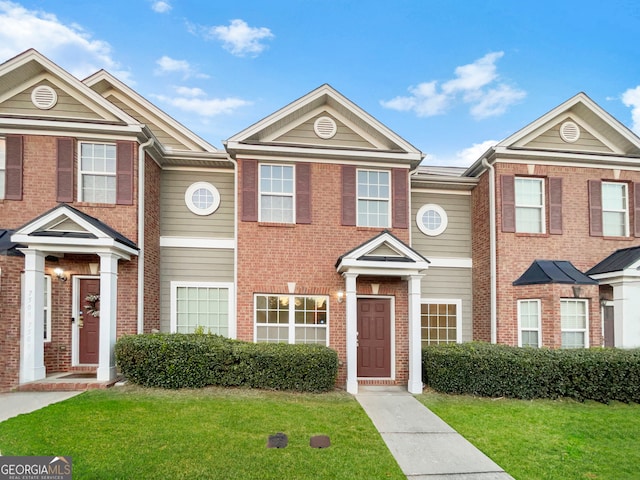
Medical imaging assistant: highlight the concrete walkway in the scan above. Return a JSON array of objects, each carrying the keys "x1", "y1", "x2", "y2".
[
  {"x1": 0, "y1": 392, "x2": 81, "y2": 423},
  {"x1": 356, "y1": 387, "x2": 514, "y2": 479}
]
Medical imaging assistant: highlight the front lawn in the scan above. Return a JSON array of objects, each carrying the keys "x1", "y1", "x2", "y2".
[
  {"x1": 0, "y1": 386, "x2": 404, "y2": 479},
  {"x1": 418, "y1": 391, "x2": 640, "y2": 480}
]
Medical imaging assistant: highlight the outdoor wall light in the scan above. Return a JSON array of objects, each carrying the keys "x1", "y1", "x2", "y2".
[
  {"x1": 337, "y1": 290, "x2": 344, "y2": 303},
  {"x1": 54, "y1": 267, "x2": 67, "y2": 282}
]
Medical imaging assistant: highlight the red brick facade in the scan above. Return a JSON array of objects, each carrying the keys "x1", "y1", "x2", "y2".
[
  {"x1": 474, "y1": 161, "x2": 640, "y2": 348},
  {"x1": 0, "y1": 134, "x2": 142, "y2": 391},
  {"x1": 236, "y1": 159, "x2": 412, "y2": 387}
]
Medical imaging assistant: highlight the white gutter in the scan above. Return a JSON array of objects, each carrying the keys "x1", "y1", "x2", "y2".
[
  {"x1": 229, "y1": 156, "x2": 239, "y2": 339},
  {"x1": 137, "y1": 137, "x2": 155, "y2": 334},
  {"x1": 482, "y1": 157, "x2": 497, "y2": 344}
]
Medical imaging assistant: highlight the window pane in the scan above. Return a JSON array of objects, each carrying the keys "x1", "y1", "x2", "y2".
[
  {"x1": 175, "y1": 286, "x2": 230, "y2": 335},
  {"x1": 80, "y1": 143, "x2": 117, "y2": 204},
  {"x1": 421, "y1": 302, "x2": 458, "y2": 346},
  {"x1": 602, "y1": 183, "x2": 626, "y2": 210},
  {"x1": 603, "y1": 211, "x2": 626, "y2": 236},
  {"x1": 515, "y1": 178, "x2": 543, "y2": 233},
  {"x1": 260, "y1": 165, "x2": 294, "y2": 223}
]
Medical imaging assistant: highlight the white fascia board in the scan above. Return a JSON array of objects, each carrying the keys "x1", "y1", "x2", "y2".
[
  {"x1": 0, "y1": 117, "x2": 143, "y2": 135},
  {"x1": 12, "y1": 235, "x2": 137, "y2": 255},
  {"x1": 493, "y1": 147, "x2": 640, "y2": 167},
  {"x1": 16, "y1": 206, "x2": 106, "y2": 238},
  {"x1": 337, "y1": 258, "x2": 430, "y2": 272},
  {"x1": 338, "y1": 265, "x2": 428, "y2": 277},
  {"x1": 226, "y1": 141, "x2": 422, "y2": 163},
  {"x1": 160, "y1": 237, "x2": 236, "y2": 249},
  {"x1": 345, "y1": 233, "x2": 426, "y2": 264},
  {"x1": 17, "y1": 244, "x2": 134, "y2": 260}
]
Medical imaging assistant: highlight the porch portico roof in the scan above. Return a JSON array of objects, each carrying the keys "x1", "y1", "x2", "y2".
[
  {"x1": 336, "y1": 229, "x2": 429, "y2": 277},
  {"x1": 10, "y1": 204, "x2": 138, "y2": 259}
]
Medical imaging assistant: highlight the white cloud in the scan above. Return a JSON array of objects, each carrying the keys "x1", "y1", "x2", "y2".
[
  {"x1": 151, "y1": 87, "x2": 252, "y2": 116},
  {"x1": 151, "y1": 1, "x2": 171, "y2": 13},
  {"x1": 154, "y1": 55, "x2": 209, "y2": 79},
  {"x1": 454, "y1": 139, "x2": 498, "y2": 166},
  {"x1": 622, "y1": 86, "x2": 640, "y2": 135},
  {"x1": 0, "y1": 1, "x2": 131, "y2": 81},
  {"x1": 381, "y1": 52, "x2": 525, "y2": 119},
  {"x1": 207, "y1": 19, "x2": 274, "y2": 57}
]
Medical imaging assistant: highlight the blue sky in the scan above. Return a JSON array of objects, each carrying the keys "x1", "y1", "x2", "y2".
[{"x1": 1, "y1": 0, "x2": 640, "y2": 166}]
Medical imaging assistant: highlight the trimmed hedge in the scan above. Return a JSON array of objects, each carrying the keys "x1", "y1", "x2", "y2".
[
  {"x1": 422, "y1": 342, "x2": 640, "y2": 403},
  {"x1": 115, "y1": 333, "x2": 338, "y2": 392}
]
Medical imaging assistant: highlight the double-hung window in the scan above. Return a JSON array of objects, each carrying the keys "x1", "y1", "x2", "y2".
[
  {"x1": 171, "y1": 282, "x2": 232, "y2": 336},
  {"x1": 79, "y1": 142, "x2": 117, "y2": 203},
  {"x1": 515, "y1": 177, "x2": 545, "y2": 233},
  {"x1": 255, "y1": 294, "x2": 328, "y2": 345},
  {"x1": 420, "y1": 300, "x2": 461, "y2": 346},
  {"x1": 518, "y1": 299, "x2": 541, "y2": 347},
  {"x1": 561, "y1": 299, "x2": 588, "y2": 348},
  {"x1": 358, "y1": 169, "x2": 390, "y2": 227},
  {"x1": 602, "y1": 182, "x2": 628, "y2": 236},
  {"x1": 260, "y1": 164, "x2": 294, "y2": 223},
  {"x1": 0, "y1": 137, "x2": 5, "y2": 199}
]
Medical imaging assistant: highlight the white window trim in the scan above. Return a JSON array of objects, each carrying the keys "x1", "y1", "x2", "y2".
[
  {"x1": 184, "y1": 181, "x2": 221, "y2": 216},
  {"x1": 561, "y1": 298, "x2": 590, "y2": 349},
  {"x1": 170, "y1": 281, "x2": 236, "y2": 338},
  {"x1": 0, "y1": 136, "x2": 5, "y2": 200},
  {"x1": 420, "y1": 298, "x2": 462, "y2": 344},
  {"x1": 78, "y1": 142, "x2": 117, "y2": 203},
  {"x1": 602, "y1": 181, "x2": 629, "y2": 237},
  {"x1": 357, "y1": 168, "x2": 391, "y2": 228},
  {"x1": 258, "y1": 163, "x2": 295, "y2": 223},
  {"x1": 515, "y1": 177, "x2": 546, "y2": 234},
  {"x1": 517, "y1": 299, "x2": 541, "y2": 348},
  {"x1": 253, "y1": 294, "x2": 330, "y2": 346},
  {"x1": 416, "y1": 204, "x2": 448, "y2": 236}
]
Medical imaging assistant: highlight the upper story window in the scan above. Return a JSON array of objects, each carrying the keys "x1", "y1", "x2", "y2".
[
  {"x1": 357, "y1": 169, "x2": 390, "y2": 227},
  {"x1": 515, "y1": 177, "x2": 545, "y2": 233},
  {"x1": 601, "y1": 182, "x2": 628, "y2": 237},
  {"x1": 0, "y1": 137, "x2": 5, "y2": 200},
  {"x1": 260, "y1": 164, "x2": 294, "y2": 223},
  {"x1": 416, "y1": 203, "x2": 448, "y2": 236},
  {"x1": 185, "y1": 182, "x2": 220, "y2": 216},
  {"x1": 79, "y1": 143, "x2": 117, "y2": 203}
]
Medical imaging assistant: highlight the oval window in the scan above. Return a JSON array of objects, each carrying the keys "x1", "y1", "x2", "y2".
[
  {"x1": 185, "y1": 182, "x2": 220, "y2": 216},
  {"x1": 416, "y1": 204, "x2": 448, "y2": 236}
]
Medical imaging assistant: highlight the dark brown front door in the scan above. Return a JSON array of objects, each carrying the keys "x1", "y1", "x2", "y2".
[
  {"x1": 357, "y1": 298, "x2": 391, "y2": 377},
  {"x1": 603, "y1": 305, "x2": 614, "y2": 348},
  {"x1": 79, "y1": 278, "x2": 100, "y2": 364}
]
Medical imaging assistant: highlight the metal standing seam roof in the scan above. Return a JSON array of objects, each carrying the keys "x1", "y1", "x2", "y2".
[
  {"x1": 513, "y1": 260, "x2": 598, "y2": 286},
  {"x1": 585, "y1": 245, "x2": 640, "y2": 276}
]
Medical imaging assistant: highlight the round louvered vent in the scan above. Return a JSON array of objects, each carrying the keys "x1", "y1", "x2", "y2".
[
  {"x1": 314, "y1": 116, "x2": 337, "y2": 139},
  {"x1": 31, "y1": 85, "x2": 58, "y2": 110},
  {"x1": 560, "y1": 121, "x2": 580, "y2": 143}
]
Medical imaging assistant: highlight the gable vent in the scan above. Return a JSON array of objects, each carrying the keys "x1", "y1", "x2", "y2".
[
  {"x1": 314, "y1": 116, "x2": 337, "y2": 139},
  {"x1": 560, "y1": 121, "x2": 580, "y2": 143},
  {"x1": 31, "y1": 85, "x2": 58, "y2": 110}
]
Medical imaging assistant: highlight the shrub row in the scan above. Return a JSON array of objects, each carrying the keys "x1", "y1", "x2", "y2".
[
  {"x1": 115, "y1": 333, "x2": 338, "y2": 392},
  {"x1": 422, "y1": 342, "x2": 640, "y2": 403}
]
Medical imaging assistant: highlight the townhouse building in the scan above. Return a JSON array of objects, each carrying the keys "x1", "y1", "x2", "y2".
[{"x1": 0, "y1": 49, "x2": 638, "y2": 393}]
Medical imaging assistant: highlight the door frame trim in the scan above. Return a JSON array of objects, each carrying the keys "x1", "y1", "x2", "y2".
[
  {"x1": 72, "y1": 275, "x2": 100, "y2": 366},
  {"x1": 356, "y1": 295, "x2": 395, "y2": 381}
]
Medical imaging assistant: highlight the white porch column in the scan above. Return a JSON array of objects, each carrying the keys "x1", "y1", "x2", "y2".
[
  {"x1": 407, "y1": 274, "x2": 424, "y2": 394},
  {"x1": 97, "y1": 252, "x2": 119, "y2": 381},
  {"x1": 612, "y1": 280, "x2": 640, "y2": 348},
  {"x1": 20, "y1": 249, "x2": 46, "y2": 383},
  {"x1": 344, "y1": 272, "x2": 359, "y2": 394}
]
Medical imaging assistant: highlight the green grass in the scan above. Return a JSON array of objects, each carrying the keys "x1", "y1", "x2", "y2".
[
  {"x1": 418, "y1": 391, "x2": 640, "y2": 480},
  {"x1": 0, "y1": 386, "x2": 404, "y2": 480}
]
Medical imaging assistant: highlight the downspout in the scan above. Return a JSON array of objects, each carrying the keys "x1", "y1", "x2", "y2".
[
  {"x1": 229, "y1": 156, "x2": 238, "y2": 339},
  {"x1": 137, "y1": 136, "x2": 155, "y2": 334},
  {"x1": 482, "y1": 157, "x2": 497, "y2": 344}
]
